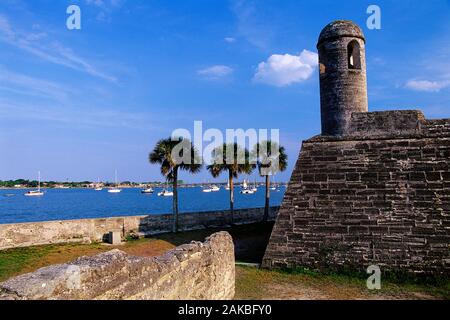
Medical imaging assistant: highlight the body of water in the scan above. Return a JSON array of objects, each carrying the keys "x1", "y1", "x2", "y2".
[{"x1": 0, "y1": 187, "x2": 285, "y2": 224}]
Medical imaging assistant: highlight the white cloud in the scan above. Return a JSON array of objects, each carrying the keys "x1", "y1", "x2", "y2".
[
  {"x1": 254, "y1": 49, "x2": 318, "y2": 87},
  {"x1": 405, "y1": 79, "x2": 450, "y2": 92},
  {"x1": 197, "y1": 65, "x2": 233, "y2": 79},
  {"x1": 224, "y1": 37, "x2": 236, "y2": 43}
]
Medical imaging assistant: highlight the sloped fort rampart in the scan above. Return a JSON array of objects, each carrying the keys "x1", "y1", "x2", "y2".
[{"x1": 263, "y1": 21, "x2": 450, "y2": 275}]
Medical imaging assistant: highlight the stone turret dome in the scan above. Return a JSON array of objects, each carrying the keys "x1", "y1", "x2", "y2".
[{"x1": 317, "y1": 20, "x2": 365, "y2": 47}]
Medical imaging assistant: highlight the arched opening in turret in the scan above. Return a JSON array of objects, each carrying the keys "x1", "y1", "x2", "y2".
[{"x1": 347, "y1": 40, "x2": 361, "y2": 70}]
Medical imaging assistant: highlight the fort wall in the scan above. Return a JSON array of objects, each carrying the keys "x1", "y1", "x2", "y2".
[
  {"x1": 0, "y1": 206, "x2": 279, "y2": 250},
  {"x1": 0, "y1": 232, "x2": 235, "y2": 300},
  {"x1": 263, "y1": 112, "x2": 450, "y2": 274}
]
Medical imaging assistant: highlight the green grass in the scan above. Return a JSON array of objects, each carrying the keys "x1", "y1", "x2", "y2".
[
  {"x1": 0, "y1": 243, "x2": 108, "y2": 282},
  {"x1": 235, "y1": 265, "x2": 450, "y2": 300},
  {"x1": 0, "y1": 223, "x2": 448, "y2": 300},
  {"x1": 276, "y1": 266, "x2": 450, "y2": 299},
  {"x1": 0, "y1": 244, "x2": 70, "y2": 282},
  {"x1": 0, "y1": 246, "x2": 51, "y2": 282}
]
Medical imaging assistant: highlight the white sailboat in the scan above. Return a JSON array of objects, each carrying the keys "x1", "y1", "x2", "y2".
[
  {"x1": 240, "y1": 179, "x2": 254, "y2": 194},
  {"x1": 24, "y1": 171, "x2": 44, "y2": 197},
  {"x1": 224, "y1": 179, "x2": 230, "y2": 190},
  {"x1": 202, "y1": 181, "x2": 211, "y2": 193},
  {"x1": 202, "y1": 187, "x2": 212, "y2": 193},
  {"x1": 270, "y1": 176, "x2": 277, "y2": 191},
  {"x1": 141, "y1": 186, "x2": 154, "y2": 194},
  {"x1": 158, "y1": 189, "x2": 173, "y2": 197},
  {"x1": 202, "y1": 181, "x2": 219, "y2": 192},
  {"x1": 158, "y1": 182, "x2": 173, "y2": 197},
  {"x1": 108, "y1": 170, "x2": 122, "y2": 193},
  {"x1": 250, "y1": 180, "x2": 258, "y2": 193},
  {"x1": 94, "y1": 178, "x2": 103, "y2": 191}
]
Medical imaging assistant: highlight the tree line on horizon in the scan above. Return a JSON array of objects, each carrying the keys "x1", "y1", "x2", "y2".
[
  {"x1": 0, "y1": 180, "x2": 180, "y2": 188},
  {"x1": 149, "y1": 137, "x2": 288, "y2": 233}
]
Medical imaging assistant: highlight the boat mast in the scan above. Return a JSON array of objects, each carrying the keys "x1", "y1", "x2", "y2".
[{"x1": 38, "y1": 171, "x2": 41, "y2": 192}]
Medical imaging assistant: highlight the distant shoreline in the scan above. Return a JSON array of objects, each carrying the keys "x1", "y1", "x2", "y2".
[{"x1": 0, "y1": 183, "x2": 287, "y2": 191}]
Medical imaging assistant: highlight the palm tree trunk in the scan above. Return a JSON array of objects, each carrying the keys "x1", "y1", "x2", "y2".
[
  {"x1": 229, "y1": 170, "x2": 234, "y2": 225},
  {"x1": 172, "y1": 168, "x2": 179, "y2": 233},
  {"x1": 263, "y1": 175, "x2": 270, "y2": 222}
]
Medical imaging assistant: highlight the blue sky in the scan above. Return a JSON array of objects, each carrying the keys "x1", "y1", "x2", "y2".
[{"x1": 0, "y1": 0, "x2": 449, "y2": 183}]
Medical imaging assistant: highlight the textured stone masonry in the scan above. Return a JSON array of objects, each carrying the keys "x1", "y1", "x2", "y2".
[
  {"x1": 263, "y1": 111, "x2": 450, "y2": 275},
  {"x1": 263, "y1": 20, "x2": 449, "y2": 276},
  {"x1": 318, "y1": 20, "x2": 368, "y2": 136},
  {"x1": 0, "y1": 232, "x2": 235, "y2": 300}
]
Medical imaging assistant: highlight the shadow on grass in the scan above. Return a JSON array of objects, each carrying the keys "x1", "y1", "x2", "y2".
[{"x1": 148, "y1": 222, "x2": 275, "y2": 264}]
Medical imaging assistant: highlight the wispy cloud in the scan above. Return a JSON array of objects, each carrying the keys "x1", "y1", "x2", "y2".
[
  {"x1": 224, "y1": 37, "x2": 236, "y2": 43},
  {"x1": 86, "y1": 0, "x2": 123, "y2": 8},
  {"x1": 405, "y1": 79, "x2": 450, "y2": 92},
  {"x1": 231, "y1": 0, "x2": 274, "y2": 50},
  {"x1": 254, "y1": 50, "x2": 318, "y2": 87},
  {"x1": 85, "y1": 0, "x2": 124, "y2": 22},
  {"x1": 197, "y1": 65, "x2": 234, "y2": 80},
  {"x1": 402, "y1": 39, "x2": 450, "y2": 93},
  {"x1": 0, "y1": 98, "x2": 159, "y2": 131},
  {"x1": 0, "y1": 67, "x2": 73, "y2": 101},
  {"x1": 0, "y1": 14, "x2": 117, "y2": 82}
]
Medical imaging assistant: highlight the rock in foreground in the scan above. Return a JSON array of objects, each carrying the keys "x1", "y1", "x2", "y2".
[{"x1": 0, "y1": 232, "x2": 235, "y2": 300}]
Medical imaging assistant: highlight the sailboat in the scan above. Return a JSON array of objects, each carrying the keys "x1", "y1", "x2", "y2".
[
  {"x1": 94, "y1": 178, "x2": 103, "y2": 191},
  {"x1": 108, "y1": 170, "x2": 122, "y2": 193},
  {"x1": 270, "y1": 176, "x2": 277, "y2": 191},
  {"x1": 240, "y1": 179, "x2": 254, "y2": 194},
  {"x1": 141, "y1": 185, "x2": 154, "y2": 194},
  {"x1": 224, "y1": 179, "x2": 230, "y2": 190},
  {"x1": 158, "y1": 182, "x2": 173, "y2": 197},
  {"x1": 203, "y1": 181, "x2": 220, "y2": 192},
  {"x1": 202, "y1": 181, "x2": 219, "y2": 193},
  {"x1": 158, "y1": 189, "x2": 173, "y2": 197},
  {"x1": 24, "y1": 171, "x2": 44, "y2": 197},
  {"x1": 210, "y1": 184, "x2": 220, "y2": 192},
  {"x1": 202, "y1": 186, "x2": 212, "y2": 193}
]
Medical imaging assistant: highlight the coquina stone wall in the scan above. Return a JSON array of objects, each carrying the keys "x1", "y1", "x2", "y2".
[
  {"x1": 263, "y1": 111, "x2": 450, "y2": 275},
  {"x1": 0, "y1": 232, "x2": 235, "y2": 300},
  {"x1": 0, "y1": 207, "x2": 279, "y2": 250},
  {"x1": 318, "y1": 20, "x2": 369, "y2": 136}
]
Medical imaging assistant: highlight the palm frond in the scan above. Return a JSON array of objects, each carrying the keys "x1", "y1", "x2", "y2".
[
  {"x1": 149, "y1": 136, "x2": 203, "y2": 180},
  {"x1": 252, "y1": 140, "x2": 288, "y2": 176}
]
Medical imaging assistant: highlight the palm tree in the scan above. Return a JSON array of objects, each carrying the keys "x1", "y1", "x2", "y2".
[
  {"x1": 207, "y1": 143, "x2": 254, "y2": 224},
  {"x1": 252, "y1": 140, "x2": 288, "y2": 222},
  {"x1": 149, "y1": 137, "x2": 202, "y2": 232}
]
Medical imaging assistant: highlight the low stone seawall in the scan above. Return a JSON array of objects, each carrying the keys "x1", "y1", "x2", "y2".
[
  {"x1": 0, "y1": 207, "x2": 279, "y2": 250},
  {"x1": 0, "y1": 232, "x2": 235, "y2": 300}
]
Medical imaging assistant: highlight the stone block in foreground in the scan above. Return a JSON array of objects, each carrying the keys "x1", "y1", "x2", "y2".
[{"x1": 0, "y1": 232, "x2": 235, "y2": 300}]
